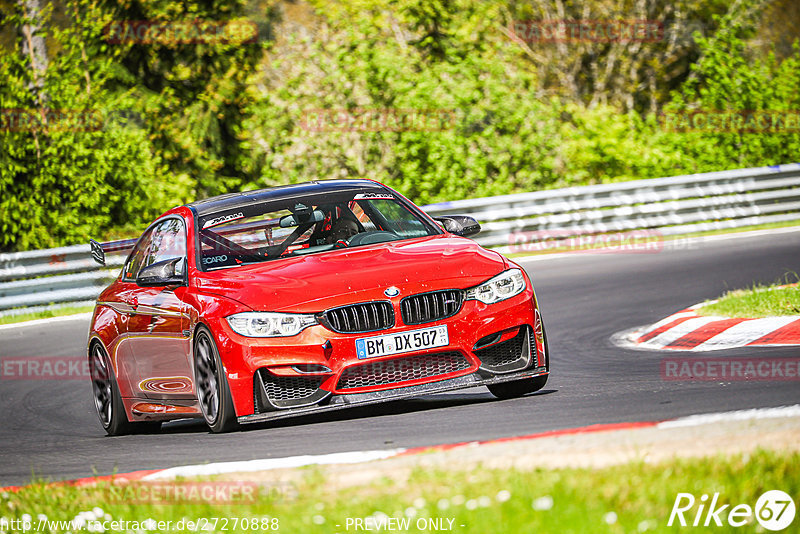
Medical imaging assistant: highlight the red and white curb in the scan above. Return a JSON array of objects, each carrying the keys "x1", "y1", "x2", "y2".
[
  {"x1": 3, "y1": 405, "x2": 799, "y2": 492},
  {"x1": 618, "y1": 305, "x2": 800, "y2": 352}
]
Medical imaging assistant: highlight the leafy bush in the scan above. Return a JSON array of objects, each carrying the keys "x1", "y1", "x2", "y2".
[
  {"x1": 1, "y1": 0, "x2": 799, "y2": 251},
  {"x1": 661, "y1": 2, "x2": 800, "y2": 172},
  {"x1": 0, "y1": 2, "x2": 184, "y2": 251}
]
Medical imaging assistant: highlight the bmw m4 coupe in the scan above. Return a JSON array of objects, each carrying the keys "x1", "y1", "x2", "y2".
[{"x1": 87, "y1": 180, "x2": 550, "y2": 434}]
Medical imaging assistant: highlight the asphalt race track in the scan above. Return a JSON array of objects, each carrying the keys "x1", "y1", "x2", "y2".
[{"x1": 1, "y1": 229, "x2": 799, "y2": 486}]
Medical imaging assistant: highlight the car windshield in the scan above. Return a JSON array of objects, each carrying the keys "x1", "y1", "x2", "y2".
[{"x1": 197, "y1": 189, "x2": 439, "y2": 270}]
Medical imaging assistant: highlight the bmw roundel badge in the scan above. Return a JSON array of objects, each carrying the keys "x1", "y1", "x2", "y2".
[{"x1": 384, "y1": 286, "x2": 401, "y2": 297}]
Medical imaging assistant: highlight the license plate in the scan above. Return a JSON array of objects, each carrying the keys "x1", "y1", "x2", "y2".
[{"x1": 356, "y1": 325, "x2": 449, "y2": 359}]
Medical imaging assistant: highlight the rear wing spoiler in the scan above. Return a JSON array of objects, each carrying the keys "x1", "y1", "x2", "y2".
[{"x1": 89, "y1": 237, "x2": 138, "y2": 266}]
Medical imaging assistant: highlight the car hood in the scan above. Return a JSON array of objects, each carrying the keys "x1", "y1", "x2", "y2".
[{"x1": 195, "y1": 235, "x2": 508, "y2": 313}]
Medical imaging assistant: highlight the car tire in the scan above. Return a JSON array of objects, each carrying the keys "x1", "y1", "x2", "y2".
[
  {"x1": 90, "y1": 342, "x2": 162, "y2": 436},
  {"x1": 487, "y1": 320, "x2": 550, "y2": 400},
  {"x1": 194, "y1": 326, "x2": 239, "y2": 433}
]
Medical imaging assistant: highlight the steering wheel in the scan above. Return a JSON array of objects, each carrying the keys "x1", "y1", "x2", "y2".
[{"x1": 347, "y1": 231, "x2": 400, "y2": 247}]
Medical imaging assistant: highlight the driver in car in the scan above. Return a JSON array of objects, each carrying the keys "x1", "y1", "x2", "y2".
[{"x1": 327, "y1": 212, "x2": 361, "y2": 244}]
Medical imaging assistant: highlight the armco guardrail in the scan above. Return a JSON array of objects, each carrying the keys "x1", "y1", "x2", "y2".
[
  {"x1": 0, "y1": 246, "x2": 126, "y2": 313},
  {"x1": 425, "y1": 162, "x2": 800, "y2": 252},
  {"x1": 1, "y1": 163, "x2": 798, "y2": 315}
]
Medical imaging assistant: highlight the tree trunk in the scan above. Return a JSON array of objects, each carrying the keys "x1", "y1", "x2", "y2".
[
  {"x1": 18, "y1": 0, "x2": 49, "y2": 160},
  {"x1": 19, "y1": 0, "x2": 49, "y2": 104}
]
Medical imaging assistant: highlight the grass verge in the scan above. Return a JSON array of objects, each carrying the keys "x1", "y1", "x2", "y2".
[
  {"x1": 2, "y1": 449, "x2": 797, "y2": 533},
  {"x1": 698, "y1": 279, "x2": 800, "y2": 318},
  {"x1": 0, "y1": 305, "x2": 94, "y2": 325}
]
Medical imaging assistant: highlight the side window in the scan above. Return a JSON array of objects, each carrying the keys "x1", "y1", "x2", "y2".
[
  {"x1": 123, "y1": 229, "x2": 155, "y2": 281},
  {"x1": 123, "y1": 219, "x2": 187, "y2": 281},
  {"x1": 348, "y1": 202, "x2": 377, "y2": 231},
  {"x1": 145, "y1": 219, "x2": 187, "y2": 275},
  {"x1": 364, "y1": 199, "x2": 427, "y2": 237}
]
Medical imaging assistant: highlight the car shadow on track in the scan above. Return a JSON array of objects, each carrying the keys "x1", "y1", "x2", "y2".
[{"x1": 158, "y1": 388, "x2": 557, "y2": 435}]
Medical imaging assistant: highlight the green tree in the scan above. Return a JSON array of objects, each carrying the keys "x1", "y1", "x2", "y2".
[
  {"x1": 242, "y1": 0, "x2": 568, "y2": 204},
  {"x1": 97, "y1": 0, "x2": 268, "y2": 197},
  {"x1": 0, "y1": 0, "x2": 185, "y2": 251},
  {"x1": 505, "y1": 0, "x2": 733, "y2": 113},
  {"x1": 663, "y1": 0, "x2": 800, "y2": 171}
]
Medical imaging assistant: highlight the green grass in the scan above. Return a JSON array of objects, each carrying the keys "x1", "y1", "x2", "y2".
[
  {"x1": 0, "y1": 305, "x2": 94, "y2": 325},
  {"x1": 2, "y1": 449, "x2": 797, "y2": 533},
  {"x1": 698, "y1": 279, "x2": 800, "y2": 318}
]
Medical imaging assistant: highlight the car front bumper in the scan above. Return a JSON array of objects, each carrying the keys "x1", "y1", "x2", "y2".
[
  {"x1": 237, "y1": 366, "x2": 549, "y2": 425},
  {"x1": 211, "y1": 284, "x2": 547, "y2": 419}
]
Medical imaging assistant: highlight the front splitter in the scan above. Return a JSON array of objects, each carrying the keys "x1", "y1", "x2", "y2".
[{"x1": 238, "y1": 368, "x2": 549, "y2": 425}]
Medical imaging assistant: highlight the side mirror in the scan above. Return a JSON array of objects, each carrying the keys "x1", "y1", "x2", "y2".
[
  {"x1": 433, "y1": 215, "x2": 481, "y2": 237},
  {"x1": 136, "y1": 258, "x2": 185, "y2": 287}
]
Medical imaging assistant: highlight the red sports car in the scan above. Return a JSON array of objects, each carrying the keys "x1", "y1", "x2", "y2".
[{"x1": 87, "y1": 180, "x2": 549, "y2": 434}]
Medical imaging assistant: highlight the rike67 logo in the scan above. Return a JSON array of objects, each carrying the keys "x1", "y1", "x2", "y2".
[{"x1": 669, "y1": 490, "x2": 796, "y2": 531}]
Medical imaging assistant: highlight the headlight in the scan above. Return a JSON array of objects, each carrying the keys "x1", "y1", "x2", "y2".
[
  {"x1": 464, "y1": 268, "x2": 526, "y2": 304},
  {"x1": 226, "y1": 312, "x2": 318, "y2": 337}
]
